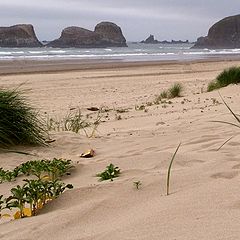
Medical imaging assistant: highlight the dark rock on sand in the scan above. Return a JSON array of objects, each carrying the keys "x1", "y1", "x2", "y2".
[
  {"x1": 48, "y1": 22, "x2": 127, "y2": 48},
  {"x1": 0, "y1": 24, "x2": 42, "y2": 47},
  {"x1": 192, "y1": 14, "x2": 240, "y2": 49}
]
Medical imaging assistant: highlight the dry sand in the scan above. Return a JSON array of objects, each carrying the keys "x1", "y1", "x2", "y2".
[{"x1": 0, "y1": 59, "x2": 240, "y2": 239}]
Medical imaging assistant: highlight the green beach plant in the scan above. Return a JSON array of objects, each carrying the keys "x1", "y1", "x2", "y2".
[
  {"x1": 168, "y1": 83, "x2": 183, "y2": 98},
  {"x1": 166, "y1": 143, "x2": 181, "y2": 196},
  {"x1": 0, "y1": 158, "x2": 73, "y2": 184},
  {"x1": 5, "y1": 179, "x2": 73, "y2": 218},
  {"x1": 0, "y1": 88, "x2": 46, "y2": 147},
  {"x1": 208, "y1": 66, "x2": 240, "y2": 91},
  {"x1": 133, "y1": 181, "x2": 142, "y2": 190},
  {"x1": 155, "y1": 83, "x2": 183, "y2": 103},
  {"x1": 97, "y1": 164, "x2": 121, "y2": 181}
]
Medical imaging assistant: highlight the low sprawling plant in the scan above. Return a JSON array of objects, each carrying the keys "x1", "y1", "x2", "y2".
[
  {"x1": 6, "y1": 179, "x2": 73, "y2": 218},
  {"x1": 0, "y1": 88, "x2": 46, "y2": 147},
  {"x1": 208, "y1": 66, "x2": 240, "y2": 91},
  {"x1": 97, "y1": 164, "x2": 120, "y2": 181},
  {"x1": 0, "y1": 168, "x2": 17, "y2": 183},
  {"x1": 0, "y1": 158, "x2": 73, "y2": 184},
  {"x1": 166, "y1": 143, "x2": 181, "y2": 196}
]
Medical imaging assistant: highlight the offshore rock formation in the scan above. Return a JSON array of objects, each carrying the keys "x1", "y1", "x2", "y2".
[
  {"x1": 0, "y1": 24, "x2": 42, "y2": 47},
  {"x1": 141, "y1": 35, "x2": 190, "y2": 44},
  {"x1": 48, "y1": 22, "x2": 127, "y2": 48},
  {"x1": 192, "y1": 14, "x2": 240, "y2": 49},
  {"x1": 141, "y1": 35, "x2": 159, "y2": 44}
]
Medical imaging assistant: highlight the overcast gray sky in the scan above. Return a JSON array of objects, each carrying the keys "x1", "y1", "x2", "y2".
[{"x1": 0, "y1": 0, "x2": 239, "y2": 41}]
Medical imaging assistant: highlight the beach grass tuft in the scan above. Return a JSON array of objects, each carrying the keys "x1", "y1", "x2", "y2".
[
  {"x1": 208, "y1": 66, "x2": 240, "y2": 91},
  {"x1": 0, "y1": 88, "x2": 46, "y2": 147}
]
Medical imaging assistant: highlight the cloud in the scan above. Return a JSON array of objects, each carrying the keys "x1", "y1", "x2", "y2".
[{"x1": 0, "y1": 0, "x2": 239, "y2": 41}]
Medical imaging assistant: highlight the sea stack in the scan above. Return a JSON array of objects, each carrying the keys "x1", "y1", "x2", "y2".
[
  {"x1": 141, "y1": 35, "x2": 159, "y2": 44},
  {"x1": 0, "y1": 24, "x2": 42, "y2": 47},
  {"x1": 48, "y1": 22, "x2": 127, "y2": 48},
  {"x1": 192, "y1": 14, "x2": 240, "y2": 49}
]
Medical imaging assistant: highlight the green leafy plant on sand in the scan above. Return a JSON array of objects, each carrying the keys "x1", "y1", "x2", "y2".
[
  {"x1": 0, "y1": 158, "x2": 73, "y2": 184},
  {"x1": 166, "y1": 143, "x2": 181, "y2": 196},
  {"x1": 6, "y1": 179, "x2": 73, "y2": 218},
  {"x1": 0, "y1": 168, "x2": 17, "y2": 183},
  {"x1": 97, "y1": 164, "x2": 121, "y2": 181},
  {"x1": 0, "y1": 88, "x2": 46, "y2": 147},
  {"x1": 207, "y1": 66, "x2": 240, "y2": 92},
  {"x1": 133, "y1": 181, "x2": 142, "y2": 190}
]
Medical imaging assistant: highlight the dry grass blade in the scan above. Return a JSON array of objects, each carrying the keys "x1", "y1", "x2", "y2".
[
  {"x1": 166, "y1": 143, "x2": 181, "y2": 196},
  {"x1": 218, "y1": 92, "x2": 240, "y2": 124},
  {"x1": 217, "y1": 135, "x2": 235, "y2": 151}
]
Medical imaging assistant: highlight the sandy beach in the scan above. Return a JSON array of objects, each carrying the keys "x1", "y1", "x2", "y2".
[{"x1": 1, "y1": 58, "x2": 240, "y2": 239}]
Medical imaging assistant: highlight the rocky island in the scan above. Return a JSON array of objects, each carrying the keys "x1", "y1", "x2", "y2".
[
  {"x1": 192, "y1": 14, "x2": 240, "y2": 49},
  {"x1": 141, "y1": 34, "x2": 189, "y2": 44},
  {"x1": 0, "y1": 24, "x2": 42, "y2": 47},
  {"x1": 47, "y1": 22, "x2": 127, "y2": 48}
]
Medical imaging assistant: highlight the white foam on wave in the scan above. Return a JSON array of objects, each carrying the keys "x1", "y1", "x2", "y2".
[
  {"x1": 49, "y1": 50, "x2": 66, "y2": 53},
  {"x1": 0, "y1": 52, "x2": 12, "y2": 55}
]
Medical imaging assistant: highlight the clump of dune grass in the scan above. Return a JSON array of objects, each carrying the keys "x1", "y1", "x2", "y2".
[
  {"x1": 0, "y1": 88, "x2": 46, "y2": 147},
  {"x1": 155, "y1": 83, "x2": 183, "y2": 103},
  {"x1": 168, "y1": 83, "x2": 183, "y2": 98},
  {"x1": 160, "y1": 90, "x2": 168, "y2": 99},
  {"x1": 208, "y1": 66, "x2": 240, "y2": 92}
]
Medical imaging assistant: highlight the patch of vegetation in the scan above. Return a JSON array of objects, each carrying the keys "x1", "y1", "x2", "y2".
[
  {"x1": 133, "y1": 181, "x2": 142, "y2": 190},
  {"x1": 160, "y1": 90, "x2": 168, "y2": 99},
  {"x1": 208, "y1": 67, "x2": 240, "y2": 92},
  {"x1": 155, "y1": 83, "x2": 183, "y2": 103},
  {"x1": 0, "y1": 158, "x2": 73, "y2": 184},
  {"x1": 4, "y1": 179, "x2": 73, "y2": 218},
  {"x1": 168, "y1": 83, "x2": 183, "y2": 98},
  {"x1": 207, "y1": 81, "x2": 221, "y2": 92},
  {"x1": 0, "y1": 158, "x2": 74, "y2": 220},
  {"x1": 47, "y1": 108, "x2": 102, "y2": 138},
  {"x1": 0, "y1": 88, "x2": 46, "y2": 147},
  {"x1": 97, "y1": 164, "x2": 120, "y2": 181}
]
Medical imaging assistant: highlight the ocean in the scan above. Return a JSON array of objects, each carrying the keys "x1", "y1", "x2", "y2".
[{"x1": 0, "y1": 43, "x2": 240, "y2": 61}]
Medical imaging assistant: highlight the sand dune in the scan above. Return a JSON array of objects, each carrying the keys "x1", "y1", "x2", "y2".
[{"x1": 0, "y1": 59, "x2": 240, "y2": 239}]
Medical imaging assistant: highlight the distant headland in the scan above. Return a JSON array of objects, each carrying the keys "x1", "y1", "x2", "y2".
[{"x1": 192, "y1": 14, "x2": 240, "y2": 49}]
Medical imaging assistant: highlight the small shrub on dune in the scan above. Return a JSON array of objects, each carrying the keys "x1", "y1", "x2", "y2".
[
  {"x1": 0, "y1": 88, "x2": 46, "y2": 147},
  {"x1": 168, "y1": 83, "x2": 183, "y2": 98},
  {"x1": 208, "y1": 66, "x2": 240, "y2": 92},
  {"x1": 155, "y1": 83, "x2": 183, "y2": 103}
]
